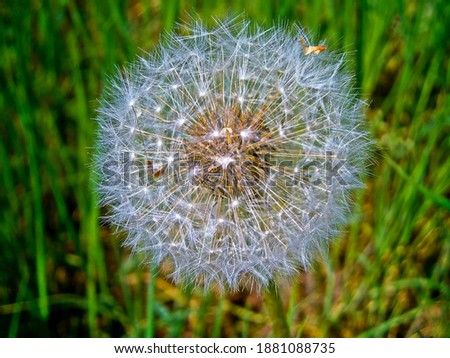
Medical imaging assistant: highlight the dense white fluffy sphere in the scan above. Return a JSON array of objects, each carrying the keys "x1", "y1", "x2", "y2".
[{"x1": 95, "y1": 17, "x2": 371, "y2": 291}]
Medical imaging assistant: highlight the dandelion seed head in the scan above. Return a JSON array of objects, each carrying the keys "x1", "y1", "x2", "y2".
[{"x1": 95, "y1": 16, "x2": 372, "y2": 291}]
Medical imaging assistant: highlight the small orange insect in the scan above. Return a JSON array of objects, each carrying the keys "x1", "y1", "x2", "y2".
[{"x1": 299, "y1": 37, "x2": 327, "y2": 55}]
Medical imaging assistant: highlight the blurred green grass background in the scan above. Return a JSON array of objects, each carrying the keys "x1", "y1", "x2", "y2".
[{"x1": 1, "y1": 0, "x2": 449, "y2": 337}]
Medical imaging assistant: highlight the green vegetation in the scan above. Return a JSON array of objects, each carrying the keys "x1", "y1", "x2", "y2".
[{"x1": 0, "y1": 0, "x2": 448, "y2": 337}]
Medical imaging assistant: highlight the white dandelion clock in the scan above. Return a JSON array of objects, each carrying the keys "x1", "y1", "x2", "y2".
[{"x1": 94, "y1": 17, "x2": 371, "y2": 292}]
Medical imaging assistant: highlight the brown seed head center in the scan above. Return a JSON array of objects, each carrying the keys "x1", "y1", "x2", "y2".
[{"x1": 183, "y1": 105, "x2": 274, "y2": 199}]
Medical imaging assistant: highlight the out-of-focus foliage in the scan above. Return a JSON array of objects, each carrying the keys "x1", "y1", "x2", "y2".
[{"x1": 0, "y1": 0, "x2": 449, "y2": 337}]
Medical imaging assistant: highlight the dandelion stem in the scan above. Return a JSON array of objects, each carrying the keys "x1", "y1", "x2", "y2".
[
  {"x1": 263, "y1": 281, "x2": 290, "y2": 337},
  {"x1": 146, "y1": 265, "x2": 157, "y2": 338}
]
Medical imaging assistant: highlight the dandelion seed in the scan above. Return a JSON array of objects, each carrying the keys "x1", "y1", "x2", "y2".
[{"x1": 95, "y1": 17, "x2": 371, "y2": 292}]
